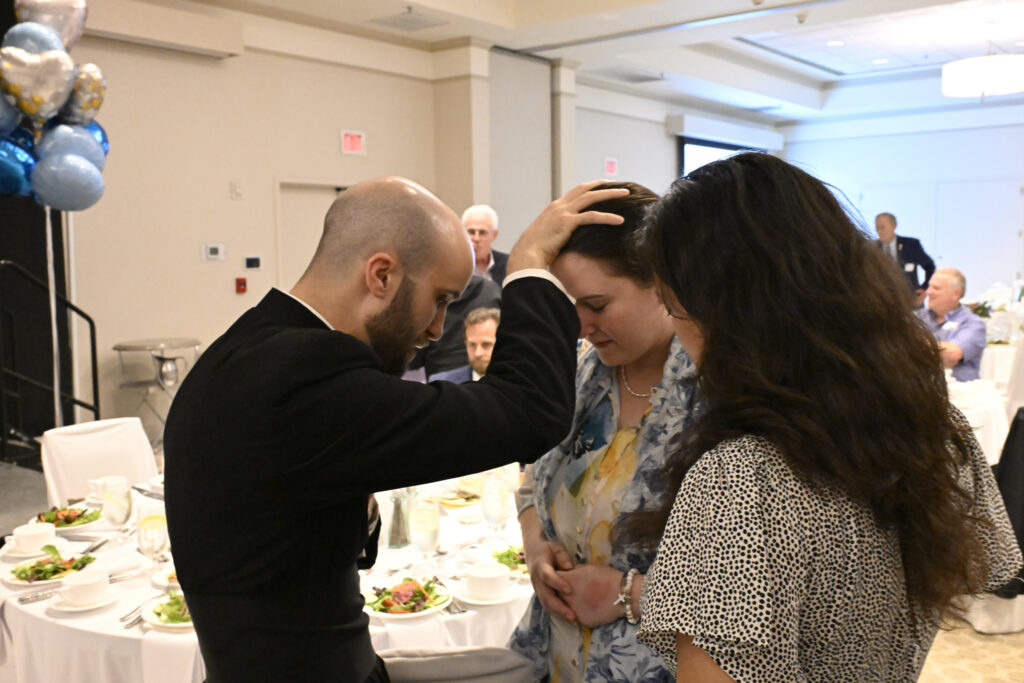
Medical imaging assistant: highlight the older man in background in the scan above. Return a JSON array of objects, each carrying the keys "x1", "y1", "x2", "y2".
[
  {"x1": 875, "y1": 212, "x2": 935, "y2": 307},
  {"x1": 429, "y1": 307, "x2": 500, "y2": 383},
  {"x1": 917, "y1": 266, "x2": 986, "y2": 381},
  {"x1": 464, "y1": 204, "x2": 508, "y2": 285}
]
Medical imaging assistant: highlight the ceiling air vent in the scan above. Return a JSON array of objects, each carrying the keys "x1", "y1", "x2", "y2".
[
  {"x1": 585, "y1": 67, "x2": 665, "y2": 84},
  {"x1": 366, "y1": 7, "x2": 448, "y2": 32}
]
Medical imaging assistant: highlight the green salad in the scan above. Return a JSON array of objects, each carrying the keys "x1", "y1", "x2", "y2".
[
  {"x1": 153, "y1": 591, "x2": 191, "y2": 624},
  {"x1": 36, "y1": 506, "x2": 101, "y2": 528},
  {"x1": 493, "y1": 545, "x2": 527, "y2": 572},
  {"x1": 365, "y1": 577, "x2": 447, "y2": 614},
  {"x1": 11, "y1": 545, "x2": 95, "y2": 582}
]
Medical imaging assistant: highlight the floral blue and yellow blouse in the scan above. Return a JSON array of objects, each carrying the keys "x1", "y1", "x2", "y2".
[{"x1": 509, "y1": 338, "x2": 699, "y2": 682}]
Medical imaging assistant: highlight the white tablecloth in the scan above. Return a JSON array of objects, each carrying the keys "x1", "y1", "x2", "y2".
[
  {"x1": 948, "y1": 379, "x2": 1010, "y2": 466},
  {"x1": 980, "y1": 342, "x2": 1019, "y2": 388},
  {"x1": 0, "y1": 488, "x2": 530, "y2": 682}
]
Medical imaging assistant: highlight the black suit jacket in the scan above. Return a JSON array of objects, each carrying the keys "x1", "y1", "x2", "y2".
[
  {"x1": 163, "y1": 278, "x2": 578, "y2": 682},
  {"x1": 878, "y1": 236, "x2": 935, "y2": 292},
  {"x1": 490, "y1": 249, "x2": 509, "y2": 286}
]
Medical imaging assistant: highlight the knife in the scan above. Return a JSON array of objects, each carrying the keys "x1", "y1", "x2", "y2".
[
  {"x1": 17, "y1": 571, "x2": 138, "y2": 604},
  {"x1": 131, "y1": 485, "x2": 164, "y2": 501}
]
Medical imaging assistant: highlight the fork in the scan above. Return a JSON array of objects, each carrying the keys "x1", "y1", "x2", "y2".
[
  {"x1": 120, "y1": 592, "x2": 166, "y2": 622},
  {"x1": 17, "y1": 571, "x2": 139, "y2": 604}
]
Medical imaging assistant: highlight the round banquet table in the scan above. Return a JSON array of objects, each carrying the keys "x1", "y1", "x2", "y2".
[
  {"x1": 947, "y1": 378, "x2": 1010, "y2": 466},
  {"x1": 0, "y1": 486, "x2": 532, "y2": 683},
  {"x1": 979, "y1": 342, "x2": 1019, "y2": 388}
]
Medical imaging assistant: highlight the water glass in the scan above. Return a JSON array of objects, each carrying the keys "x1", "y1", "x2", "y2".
[
  {"x1": 101, "y1": 476, "x2": 132, "y2": 528},
  {"x1": 136, "y1": 502, "x2": 169, "y2": 563},
  {"x1": 481, "y1": 472, "x2": 510, "y2": 532},
  {"x1": 408, "y1": 493, "x2": 440, "y2": 554}
]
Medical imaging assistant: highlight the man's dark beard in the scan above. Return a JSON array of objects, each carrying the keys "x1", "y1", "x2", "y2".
[{"x1": 365, "y1": 277, "x2": 419, "y2": 376}]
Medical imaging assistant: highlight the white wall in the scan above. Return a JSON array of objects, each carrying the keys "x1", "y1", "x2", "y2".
[{"x1": 785, "y1": 123, "x2": 1024, "y2": 301}]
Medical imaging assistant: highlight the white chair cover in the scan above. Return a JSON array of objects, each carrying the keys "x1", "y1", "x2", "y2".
[
  {"x1": 41, "y1": 417, "x2": 157, "y2": 507},
  {"x1": 380, "y1": 646, "x2": 533, "y2": 683},
  {"x1": 1006, "y1": 343, "x2": 1024, "y2": 421}
]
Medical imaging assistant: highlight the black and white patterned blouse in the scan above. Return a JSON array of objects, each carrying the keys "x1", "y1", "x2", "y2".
[{"x1": 638, "y1": 429, "x2": 1021, "y2": 682}]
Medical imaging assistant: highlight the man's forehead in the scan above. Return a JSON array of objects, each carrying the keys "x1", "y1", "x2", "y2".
[{"x1": 464, "y1": 216, "x2": 494, "y2": 232}]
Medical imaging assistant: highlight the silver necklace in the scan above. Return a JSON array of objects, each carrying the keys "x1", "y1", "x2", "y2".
[{"x1": 619, "y1": 365, "x2": 651, "y2": 399}]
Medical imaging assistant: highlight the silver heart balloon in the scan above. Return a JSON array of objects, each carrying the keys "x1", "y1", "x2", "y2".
[
  {"x1": 14, "y1": 0, "x2": 88, "y2": 49},
  {"x1": 0, "y1": 46, "x2": 75, "y2": 127},
  {"x1": 58, "y1": 62, "x2": 105, "y2": 125}
]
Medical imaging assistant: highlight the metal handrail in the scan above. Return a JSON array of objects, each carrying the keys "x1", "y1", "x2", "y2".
[{"x1": 0, "y1": 259, "x2": 99, "y2": 458}]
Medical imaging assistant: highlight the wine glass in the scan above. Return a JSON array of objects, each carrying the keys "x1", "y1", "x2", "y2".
[
  {"x1": 480, "y1": 471, "x2": 510, "y2": 537},
  {"x1": 101, "y1": 476, "x2": 132, "y2": 529},
  {"x1": 136, "y1": 502, "x2": 170, "y2": 567}
]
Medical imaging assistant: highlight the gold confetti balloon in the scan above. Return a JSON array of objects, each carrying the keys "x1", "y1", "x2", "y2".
[
  {"x1": 58, "y1": 62, "x2": 104, "y2": 125},
  {"x1": 0, "y1": 46, "x2": 75, "y2": 133}
]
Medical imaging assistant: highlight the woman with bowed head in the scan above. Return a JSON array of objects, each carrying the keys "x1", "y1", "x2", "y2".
[
  {"x1": 509, "y1": 181, "x2": 700, "y2": 682},
  {"x1": 633, "y1": 152, "x2": 1021, "y2": 682}
]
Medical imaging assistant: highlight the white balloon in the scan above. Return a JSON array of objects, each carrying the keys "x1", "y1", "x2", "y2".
[{"x1": 14, "y1": 0, "x2": 88, "y2": 49}]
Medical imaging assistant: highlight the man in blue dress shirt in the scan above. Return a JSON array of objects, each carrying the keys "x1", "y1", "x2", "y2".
[{"x1": 916, "y1": 267, "x2": 986, "y2": 381}]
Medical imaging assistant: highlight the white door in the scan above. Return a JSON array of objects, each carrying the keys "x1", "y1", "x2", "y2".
[{"x1": 276, "y1": 183, "x2": 342, "y2": 290}]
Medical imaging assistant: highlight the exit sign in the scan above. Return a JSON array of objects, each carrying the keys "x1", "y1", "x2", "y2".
[{"x1": 341, "y1": 130, "x2": 366, "y2": 155}]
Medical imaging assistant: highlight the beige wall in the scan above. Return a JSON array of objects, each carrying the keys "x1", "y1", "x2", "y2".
[
  {"x1": 575, "y1": 108, "x2": 679, "y2": 195},
  {"x1": 487, "y1": 50, "x2": 552, "y2": 252},
  {"x1": 69, "y1": 36, "x2": 437, "y2": 425}
]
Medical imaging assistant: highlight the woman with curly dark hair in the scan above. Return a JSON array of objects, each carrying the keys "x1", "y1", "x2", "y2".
[{"x1": 633, "y1": 152, "x2": 1021, "y2": 682}]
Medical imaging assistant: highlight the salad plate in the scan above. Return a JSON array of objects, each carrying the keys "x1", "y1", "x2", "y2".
[
  {"x1": 50, "y1": 593, "x2": 118, "y2": 613},
  {"x1": 364, "y1": 578, "x2": 452, "y2": 620},
  {"x1": 4, "y1": 547, "x2": 96, "y2": 587},
  {"x1": 142, "y1": 592, "x2": 193, "y2": 631},
  {"x1": 30, "y1": 507, "x2": 103, "y2": 534},
  {"x1": 151, "y1": 564, "x2": 179, "y2": 590}
]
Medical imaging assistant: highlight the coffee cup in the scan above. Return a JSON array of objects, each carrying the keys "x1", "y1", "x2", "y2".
[
  {"x1": 13, "y1": 522, "x2": 56, "y2": 554},
  {"x1": 465, "y1": 562, "x2": 510, "y2": 601},
  {"x1": 59, "y1": 569, "x2": 109, "y2": 606}
]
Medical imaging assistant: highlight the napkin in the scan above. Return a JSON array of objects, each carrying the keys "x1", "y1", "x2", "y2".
[{"x1": 378, "y1": 613, "x2": 455, "y2": 650}]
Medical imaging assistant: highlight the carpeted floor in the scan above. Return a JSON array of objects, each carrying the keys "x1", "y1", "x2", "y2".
[
  {"x1": 0, "y1": 461, "x2": 48, "y2": 542},
  {"x1": 919, "y1": 623, "x2": 1024, "y2": 681}
]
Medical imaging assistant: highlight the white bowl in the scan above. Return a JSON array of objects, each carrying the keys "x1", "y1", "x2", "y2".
[{"x1": 465, "y1": 562, "x2": 510, "y2": 601}]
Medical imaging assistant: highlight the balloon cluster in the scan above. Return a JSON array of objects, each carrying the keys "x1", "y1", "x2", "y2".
[{"x1": 0, "y1": 0, "x2": 108, "y2": 211}]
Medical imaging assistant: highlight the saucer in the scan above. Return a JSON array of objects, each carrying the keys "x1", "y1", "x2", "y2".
[
  {"x1": 50, "y1": 593, "x2": 117, "y2": 613},
  {"x1": 452, "y1": 588, "x2": 518, "y2": 606},
  {"x1": 1, "y1": 537, "x2": 68, "y2": 560}
]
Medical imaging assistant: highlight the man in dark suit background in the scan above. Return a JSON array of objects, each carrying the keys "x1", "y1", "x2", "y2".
[
  {"x1": 463, "y1": 204, "x2": 508, "y2": 285},
  {"x1": 429, "y1": 307, "x2": 499, "y2": 383},
  {"x1": 163, "y1": 177, "x2": 627, "y2": 682},
  {"x1": 875, "y1": 211, "x2": 935, "y2": 307}
]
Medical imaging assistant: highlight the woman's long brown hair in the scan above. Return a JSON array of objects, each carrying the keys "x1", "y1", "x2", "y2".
[{"x1": 629, "y1": 152, "x2": 988, "y2": 622}]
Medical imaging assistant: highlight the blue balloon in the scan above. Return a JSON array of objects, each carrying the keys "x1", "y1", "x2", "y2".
[
  {"x1": 0, "y1": 97, "x2": 19, "y2": 137},
  {"x1": 7, "y1": 126, "x2": 35, "y2": 154},
  {"x1": 82, "y1": 120, "x2": 109, "y2": 155},
  {"x1": 31, "y1": 153, "x2": 104, "y2": 211},
  {"x1": 0, "y1": 137, "x2": 36, "y2": 196},
  {"x1": 37, "y1": 124, "x2": 105, "y2": 170},
  {"x1": 2, "y1": 22, "x2": 65, "y2": 54}
]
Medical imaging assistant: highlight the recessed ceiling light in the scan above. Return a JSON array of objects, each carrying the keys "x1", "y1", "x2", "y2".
[
  {"x1": 873, "y1": 58, "x2": 889, "y2": 65},
  {"x1": 826, "y1": 40, "x2": 845, "y2": 47}
]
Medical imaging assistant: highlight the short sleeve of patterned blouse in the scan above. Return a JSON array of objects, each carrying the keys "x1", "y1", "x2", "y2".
[{"x1": 637, "y1": 436, "x2": 810, "y2": 682}]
